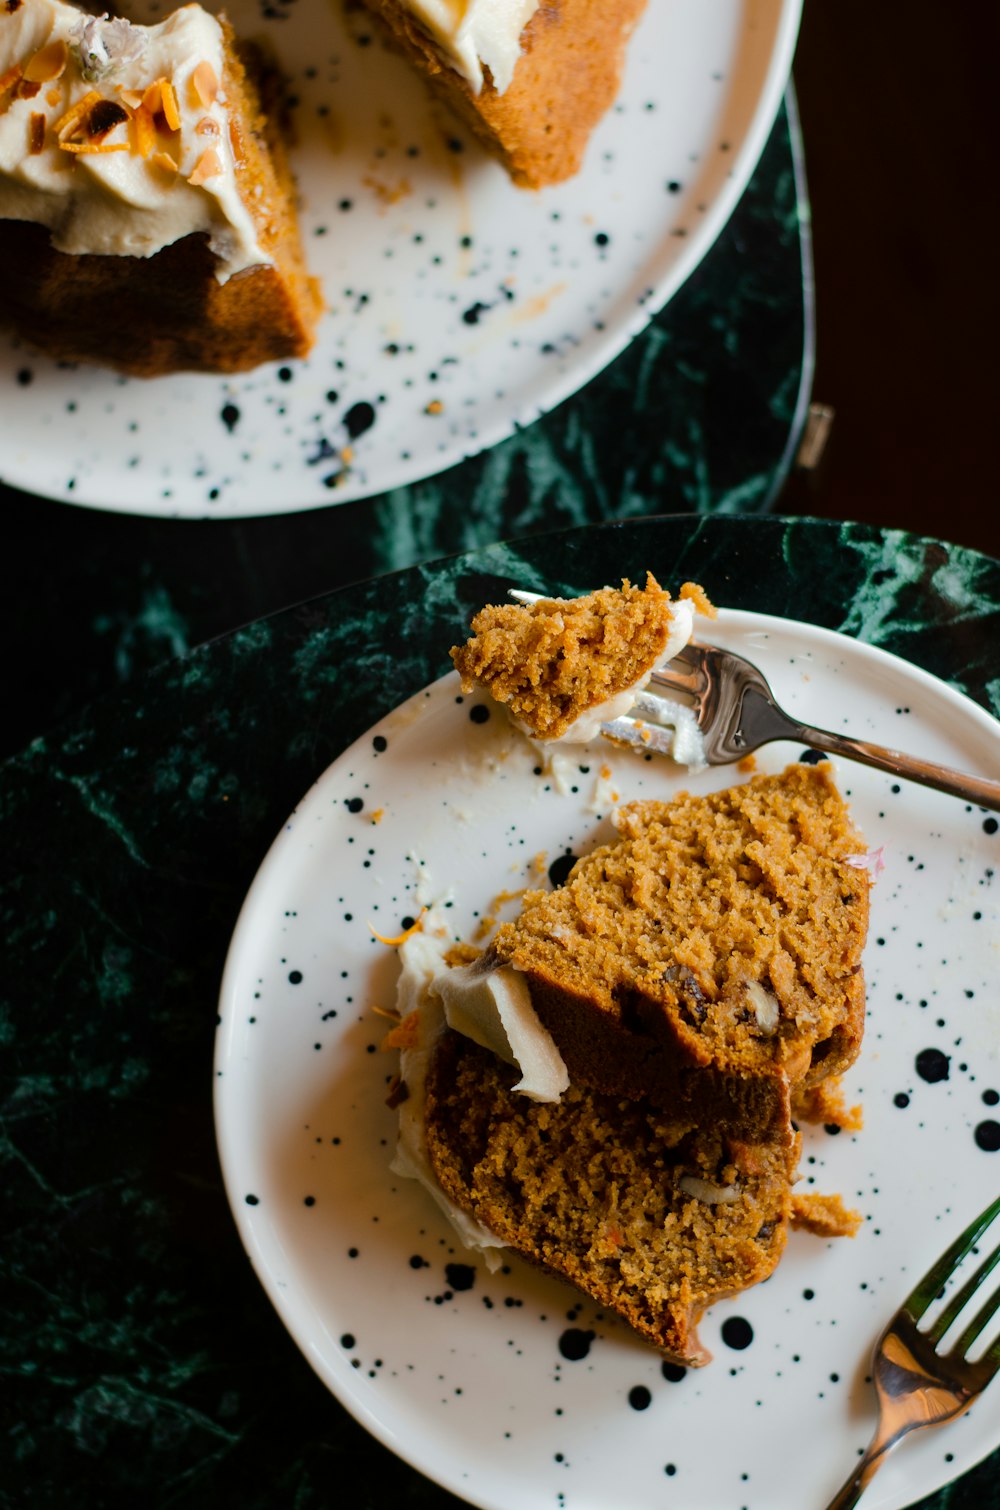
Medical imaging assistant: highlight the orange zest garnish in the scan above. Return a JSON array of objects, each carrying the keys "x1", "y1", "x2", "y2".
[
  {"x1": 380, "y1": 1014, "x2": 421, "y2": 1052},
  {"x1": 368, "y1": 910, "x2": 426, "y2": 947},
  {"x1": 141, "y1": 78, "x2": 162, "y2": 116},
  {"x1": 59, "y1": 140, "x2": 129, "y2": 154},
  {"x1": 54, "y1": 89, "x2": 101, "y2": 139},
  {"x1": 132, "y1": 102, "x2": 155, "y2": 157},
  {"x1": 159, "y1": 77, "x2": 180, "y2": 130},
  {"x1": 0, "y1": 64, "x2": 24, "y2": 108}
]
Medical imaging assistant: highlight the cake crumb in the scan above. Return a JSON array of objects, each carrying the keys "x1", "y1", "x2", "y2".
[
  {"x1": 793, "y1": 1077, "x2": 863, "y2": 1131},
  {"x1": 791, "y1": 1191, "x2": 863, "y2": 1238}
]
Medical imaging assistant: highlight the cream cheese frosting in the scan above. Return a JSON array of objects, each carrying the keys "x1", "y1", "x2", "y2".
[
  {"x1": 0, "y1": 0, "x2": 269, "y2": 279},
  {"x1": 390, "y1": 928, "x2": 508, "y2": 1269},
  {"x1": 390, "y1": 911, "x2": 570, "y2": 1264},
  {"x1": 402, "y1": 0, "x2": 539, "y2": 94},
  {"x1": 432, "y1": 953, "x2": 568, "y2": 1102}
]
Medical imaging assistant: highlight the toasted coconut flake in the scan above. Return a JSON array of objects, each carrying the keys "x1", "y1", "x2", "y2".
[
  {"x1": 151, "y1": 148, "x2": 179, "y2": 173},
  {"x1": 188, "y1": 145, "x2": 221, "y2": 185},
  {"x1": 159, "y1": 76, "x2": 180, "y2": 130},
  {"x1": 24, "y1": 37, "x2": 68, "y2": 83},
  {"x1": 28, "y1": 111, "x2": 46, "y2": 154},
  {"x1": 195, "y1": 114, "x2": 219, "y2": 136},
  {"x1": 228, "y1": 115, "x2": 246, "y2": 168},
  {"x1": 191, "y1": 59, "x2": 218, "y2": 109},
  {"x1": 118, "y1": 86, "x2": 144, "y2": 109}
]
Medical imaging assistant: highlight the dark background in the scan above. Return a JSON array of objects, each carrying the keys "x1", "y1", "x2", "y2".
[{"x1": 786, "y1": 2, "x2": 998, "y2": 559}]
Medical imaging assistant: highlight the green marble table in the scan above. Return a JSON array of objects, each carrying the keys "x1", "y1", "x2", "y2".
[{"x1": 3, "y1": 515, "x2": 999, "y2": 1510}]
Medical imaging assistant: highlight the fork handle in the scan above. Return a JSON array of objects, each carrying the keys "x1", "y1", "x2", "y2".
[
  {"x1": 821, "y1": 1432, "x2": 900, "y2": 1510},
  {"x1": 794, "y1": 723, "x2": 1000, "y2": 812},
  {"x1": 823, "y1": 1462, "x2": 878, "y2": 1510}
]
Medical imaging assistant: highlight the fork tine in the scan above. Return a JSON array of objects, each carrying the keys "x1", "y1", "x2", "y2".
[
  {"x1": 648, "y1": 664, "x2": 700, "y2": 696},
  {"x1": 926, "y1": 1238, "x2": 1000, "y2": 1345},
  {"x1": 906, "y1": 1194, "x2": 1000, "y2": 1322},
  {"x1": 949, "y1": 1255, "x2": 1000, "y2": 1361}
]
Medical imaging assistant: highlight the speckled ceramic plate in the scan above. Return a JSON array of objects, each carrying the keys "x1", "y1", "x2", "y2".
[
  {"x1": 214, "y1": 608, "x2": 1000, "y2": 1510},
  {"x1": 2, "y1": 0, "x2": 801, "y2": 518}
]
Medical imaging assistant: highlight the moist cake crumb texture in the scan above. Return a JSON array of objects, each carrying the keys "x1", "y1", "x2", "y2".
[
  {"x1": 451, "y1": 573, "x2": 702, "y2": 740},
  {"x1": 425, "y1": 1032, "x2": 798, "y2": 1365},
  {"x1": 486, "y1": 762, "x2": 870, "y2": 1094}
]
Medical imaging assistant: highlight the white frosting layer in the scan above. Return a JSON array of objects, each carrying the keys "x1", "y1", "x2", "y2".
[
  {"x1": 433, "y1": 955, "x2": 568, "y2": 1102},
  {"x1": 390, "y1": 918, "x2": 570, "y2": 1265},
  {"x1": 0, "y1": 0, "x2": 269, "y2": 279},
  {"x1": 390, "y1": 928, "x2": 508, "y2": 1269},
  {"x1": 403, "y1": 0, "x2": 539, "y2": 94}
]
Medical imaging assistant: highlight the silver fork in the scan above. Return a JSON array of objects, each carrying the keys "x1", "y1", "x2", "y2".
[
  {"x1": 822, "y1": 1192, "x2": 1000, "y2": 1510},
  {"x1": 603, "y1": 640, "x2": 1000, "y2": 811}
]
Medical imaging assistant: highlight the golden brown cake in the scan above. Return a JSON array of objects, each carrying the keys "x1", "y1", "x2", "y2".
[
  {"x1": 484, "y1": 762, "x2": 871, "y2": 1100},
  {"x1": 360, "y1": 0, "x2": 649, "y2": 188},
  {"x1": 387, "y1": 758, "x2": 870, "y2": 1361},
  {"x1": 451, "y1": 574, "x2": 708, "y2": 741},
  {"x1": 424, "y1": 1029, "x2": 799, "y2": 1364},
  {"x1": 0, "y1": 0, "x2": 321, "y2": 375}
]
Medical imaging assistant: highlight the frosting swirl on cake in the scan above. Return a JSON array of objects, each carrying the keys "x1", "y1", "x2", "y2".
[{"x1": 0, "y1": 0, "x2": 269, "y2": 279}]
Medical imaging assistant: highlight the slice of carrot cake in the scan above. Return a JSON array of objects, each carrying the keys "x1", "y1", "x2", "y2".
[
  {"x1": 386, "y1": 915, "x2": 799, "y2": 1366},
  {"x1": 424, "y1": 1029, "x2": 798, "y2": 1365},
  {"x1": 483, "y1": 762, "x2": 871, "y2": 1099},
  {"x1": 360, "y1": 0, "x2": 649, "y2": 188}
]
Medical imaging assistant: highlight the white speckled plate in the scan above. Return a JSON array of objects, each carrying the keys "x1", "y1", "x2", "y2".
[
  {"x1": 215, "y1": 609, "x2": 1000, "y2": 1510},
  {"x1": 1, "y1": 0, "x2": 801, "y2": 517},
  {"x1": 212, "y1": 610, "x2": 1000, "y2": 1510}
]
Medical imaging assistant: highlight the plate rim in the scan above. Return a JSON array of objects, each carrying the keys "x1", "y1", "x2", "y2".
[{"x1": 1, "y1": 0, "x2": 803, "y2": 519}]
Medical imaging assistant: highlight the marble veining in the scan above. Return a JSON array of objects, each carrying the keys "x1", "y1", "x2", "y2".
[{"x1": 1, "y1": 517, "x2": 998, "y2": 1509}]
